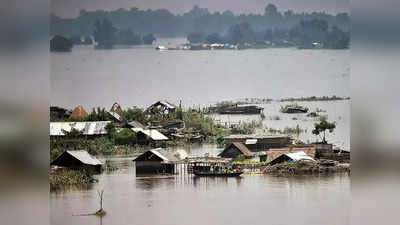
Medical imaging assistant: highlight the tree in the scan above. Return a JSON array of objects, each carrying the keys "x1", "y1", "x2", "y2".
[
  {"x1": 116, "y1": 28, "x2": 142, "y2": 45},
  {"x1": 312, "y1": 117, "x2": 336, "y2": 143},
  {"x1": 114, "y1": 128, "x2": 137, "y2": 146},
  {"x1": 143, "y1": 33, "x2": 156, "y2": 45},
  {"x1": 325, "y1": 26, "x2": 350, "y2": 49},
  {"x1": 105, "y1": 122, "x2": 117, "y2": 139},
  {"x1": 205, "y1": 33, "x2": 223, "y2": 43},
  {"x1": 93, "y1": 19, "x2": 117, "y2": 48},
  {"x1": 264, "y1": 4, "x2": 280, "y2": 17},
  {"x1": 50, "y1": 35, "x2": 73, "y2": 52},
  {"x1": 122, "y1": 107, "x2": 146, "y2": 123},
  {"x1": 187, "y1": 32, "x2": 206, "y2": 43},
  {"x1": 227, "y1": 22, "x2": 254, "y2": 44}
]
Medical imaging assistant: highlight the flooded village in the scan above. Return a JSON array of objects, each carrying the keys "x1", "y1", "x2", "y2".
[
  {"x1": 50, "y1": 3, "x2": 350, "y2": 225},
  {"x1": 50, "y1": 97, "x2": 350, "y2": 187}
]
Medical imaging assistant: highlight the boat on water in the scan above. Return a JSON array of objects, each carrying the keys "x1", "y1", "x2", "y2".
[{"x1": 193, "y1": 171, "x2": 243, "y2": 177}]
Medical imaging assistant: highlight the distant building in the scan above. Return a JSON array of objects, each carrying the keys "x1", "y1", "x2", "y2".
[
  {"x1": 132, "y1": 127, "x2": 168, "y2": 145},
  {"x1": 133, "y1": 148, "x2": 185, "y2": 174},
  {"x1": 146, "y1": 101, "x2": 176, "y2": 115},
  {"x1": 51, "y1": 150, "x2": 103, "y2": 172},
  {"x1": 218, "y1": 142, "x2": 253, "y2": 159},
  {"x1": 224, "y1": 134, "x2": 292, "y2": 152},
  {"x1": 108, "y1": 102, "x2": 124, "y2": 122}
]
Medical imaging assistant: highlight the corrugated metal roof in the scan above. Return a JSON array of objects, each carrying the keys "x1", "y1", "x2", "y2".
[
  {"x1": 245, "y1": 139, "x2": 258, "y2": 145},
  {"x1": 128, "y1": 120, "x2": 145, "y2": 129},
  {"x1": 66, "y1": 150, "x2": 103, "y2": 165},
  {"x1": 108, "y1": 111, "x2": 122, "y2": 122},
  {"x1": 159, "y1": 101, "x2": 176, "y2": 109},
  {"x1": 285, "y1": 151, "x2": 316, "y2": 162},
  {"x1": 134, "y1": 148, "x2": 183, "y2": 162},
  {"x1": 50, "y1": 121, "x2": 111, "y2": 136},
  {"x1": 231, "y1": 142, "x2": 253, "y2": 156},
  {"x1": 131, "y1": 128, "x2": 168, "y2": 141},
  {"x1": 224, "y1": 134, "x2": 290, "y2": 139}
]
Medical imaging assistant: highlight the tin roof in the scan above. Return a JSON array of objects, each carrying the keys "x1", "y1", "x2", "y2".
[
  {"x1": 245, "y1": 139, "x2": 258, "y2": 145},
  {"x1": 224, "y1": 134, "x2": 290, "y2": 140},
  {"x1": 131, "y1": 128, "x2": 168, "y2": 141},
  {"x1": 51, "y1": 150, "x2": 103, "y2": 166},
  {"x1": 50, "y1": 121, "x2": 111, "y2": 136},
  {"x1": 285, "y1": 151, "x2": 316, "y2": 161},
  {"x1": 66, "y1": 150, "x2": 103, "y2": 165},
  {"x1": 159, "y1": 101, "x2": 176, "y2": 109},
  {"x1": 231, "y1": 142, "x2": 253, "y2": 156},
  {"x1": 128, "y1": 120, "x2": 145, "y2": 129},
  {"x1": 133, "y1": 148, "x2": 185, "y2": 163},
  {"x1": 69, "y1": 105, "x2": 88, "y2": 119}
]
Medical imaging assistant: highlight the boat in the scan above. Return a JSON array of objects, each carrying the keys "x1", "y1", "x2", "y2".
[{"x1": 193, "y1": 171, "x2": 243, "y2": 177}]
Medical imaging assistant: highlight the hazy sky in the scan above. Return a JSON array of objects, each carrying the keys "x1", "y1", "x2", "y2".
[{"x1": 52, "y1": 0, "x2": 349, "y2": 18}]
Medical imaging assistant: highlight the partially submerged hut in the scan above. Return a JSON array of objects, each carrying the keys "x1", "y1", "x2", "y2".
[
  {"x1": 266, "y1": 144, "x2": 317, "y2": 162},
  {"x1": 69, "y1": 105, "x2": 89, "y2": 120},
  {"x1": 218, "y1": 142, "x2": 254, "y2": 159},
  {"x1": 267, "y1": 151, "x2": 316, "y2": 166},
  {"x1": 51, "y1": 150, "x2": 103, "y2": 172},
  {"x1": 133, "y1": 148, "x2": 185, "y2": 174},
  {"x1": 132, "y1": 128, "x2": 168, "y2": 145}
]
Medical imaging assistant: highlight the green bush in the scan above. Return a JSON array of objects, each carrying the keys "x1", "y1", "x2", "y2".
[{"x1": 115, "y1": 128, "x2": 136, "y2": 146}]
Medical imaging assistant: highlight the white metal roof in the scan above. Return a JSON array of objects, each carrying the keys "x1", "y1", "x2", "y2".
[
  {"x1": 131, "y1": 128, "x2": 169, "y2": 141},
  {"x1": 107, "y1": 111, "x2": 122, "y2": 122},
  {"x1": 50, "y1": 121, "x2": 111, "y2": 136},
  {"x1": 285, "y1": 151, "x2": 315, "y2": 162},
  {"x1": 245, "y1": 139, "x2": 258, "y2": 145},
  {"x1": 66, "y1": 150, "x2": 103, "y2": 165},
  {"x1": 159, "y1": 101, "x2": 176, "y2": 109}
]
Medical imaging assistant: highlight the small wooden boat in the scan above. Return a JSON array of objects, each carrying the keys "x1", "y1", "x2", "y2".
[{"x1": 193, "y1": 171, "x2": 243, "y2": 177}]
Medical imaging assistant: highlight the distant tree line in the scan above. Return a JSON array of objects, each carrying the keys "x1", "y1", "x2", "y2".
[
  {"x1": 51, "y1": 18, "x2": 156, "y2": 51},
  {"x1": 51, "y1": 4, "x2": 349, "y2": 39},
  {"x1": 93, "y1": 19, "x2": 155, "y2": 48},
  {"x1": 187, "y1": 18, "x2": 349, "y2": 49}
]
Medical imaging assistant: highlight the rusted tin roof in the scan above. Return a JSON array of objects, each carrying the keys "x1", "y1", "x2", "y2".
[{"x1": 69, "y1": 105, "x2": 88, "y2": 119}]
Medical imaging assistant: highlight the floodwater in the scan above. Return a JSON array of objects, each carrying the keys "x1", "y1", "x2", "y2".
[
  {"x1": 50, "y1": 39, "x2": 350, "y2": 225},
  {"x1": 51, "y1": 39, "x2": 349, "y2": 110},
  {"x1": 211, "y1": 100, "x2": 350, "y2": 150},
  {"x1": 50, "y1": 153, "x2": 350, "y2": 225}
]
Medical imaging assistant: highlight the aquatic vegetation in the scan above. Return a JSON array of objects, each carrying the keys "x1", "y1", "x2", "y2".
[{"x1": 50, "y1": 168, "x2": 96, "y2": 190}]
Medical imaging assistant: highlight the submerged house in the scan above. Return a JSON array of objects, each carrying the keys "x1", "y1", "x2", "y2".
[
  {"x1": 146, "y1": 101, "x2": 176, "y2": 115},
  {"x1": 223, "y1": 134, "x2": 292, "y2": 152},
  {"x1": 267, "y1": 151, "x2": 316, "y2": 166},
  {"x1": 133, "y1": 148, "x2": 186, "y2": 174},
  {"x1": 51, "y1": 150, "x2": 103, "y2": 172},
  {"x1": 218, "y1": 142, "x2": 254, "y2": 159},
  {"x1": 266, "y1": 144, "x2": 317, "y2": 162},
  {"x1": 132, "y1": 127, "x2": 168, "y2": 145}
]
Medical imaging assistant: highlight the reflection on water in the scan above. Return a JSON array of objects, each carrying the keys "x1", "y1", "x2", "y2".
[{"x1": 50, "y1": 157, "x2": 350, "y2": 225}]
